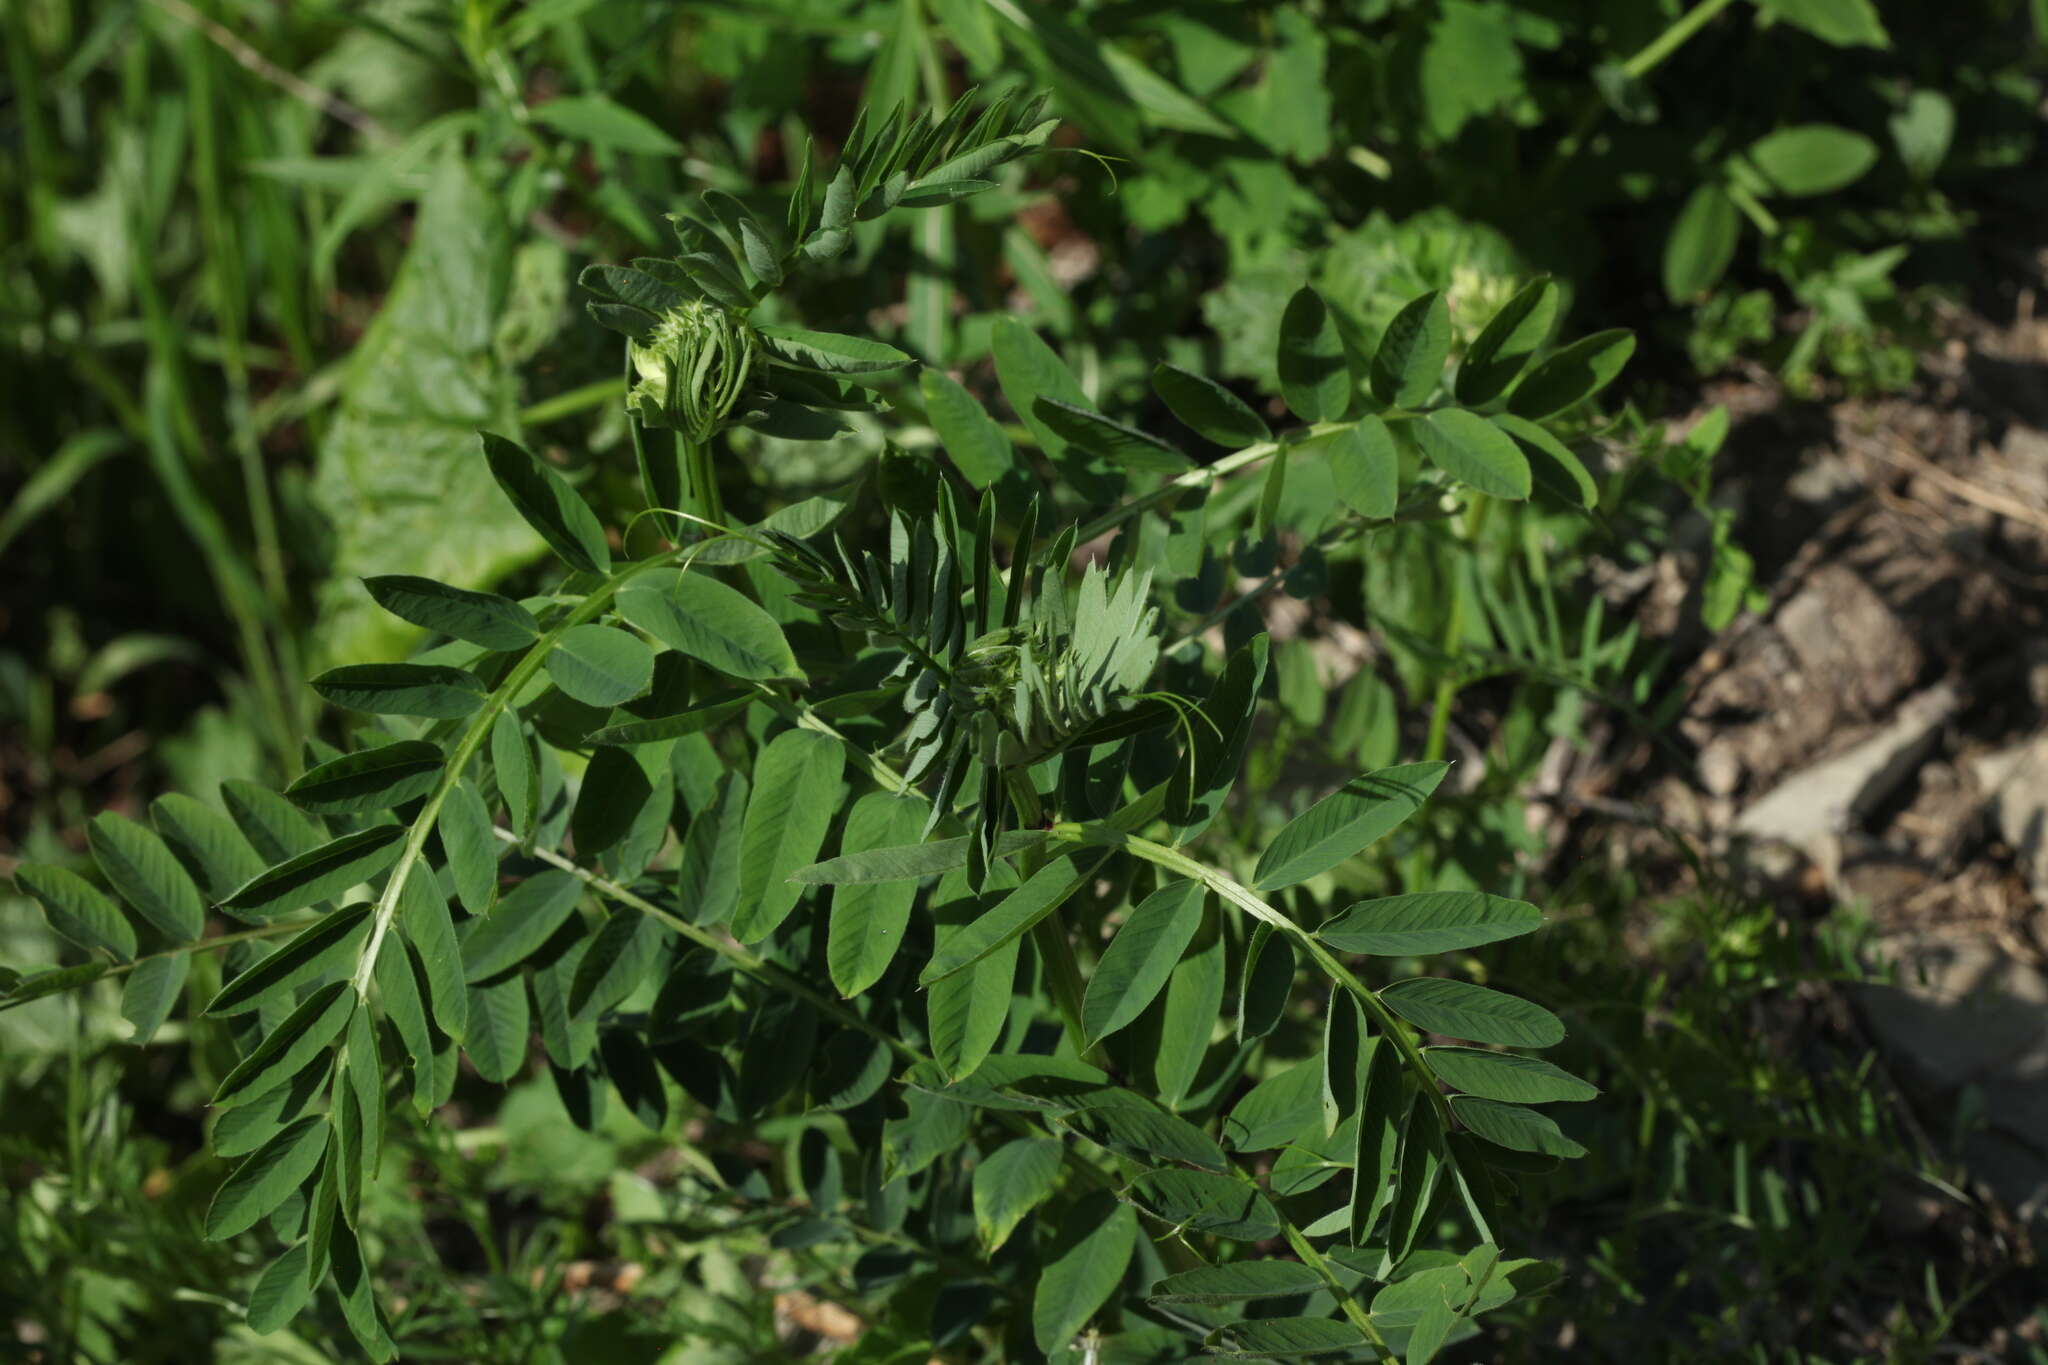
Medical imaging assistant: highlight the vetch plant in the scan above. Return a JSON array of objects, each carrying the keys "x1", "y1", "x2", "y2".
[{"x1": 8, "y1": 91, "x2": 1635, "y2": 1362}]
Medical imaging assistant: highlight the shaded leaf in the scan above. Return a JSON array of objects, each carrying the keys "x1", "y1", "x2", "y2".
[
  {"x1": 312, "y1": 663, "x2": 484, "y2": 719},
  {"x1": 363, "y1": 574, "x2": 539, "y2": 651},
  {"x1": 1124, "y1": 1169, "x2": 1282, "y2": 1241},
  {"x1": 87, "y1": 812, "x2": 205, "y2": 942},
  {"x1": 15, "y1": 864, "x2": 136, "y2": 961},
  {"x1": 1149, "y1": 1260, "x2": 1324, "y2": 1305},
  {"x1": 1456, "y1": 276, "x2": 1558, "y2": 406},
  {"x1": 1370, "y1": 290, "x2": 1451, "y2": 409},
  {"x1": 207, "y1": 905, "x2": 374, "y2": 1017},
  {"x1": 482, "y1": 431, "x2": 610, "y2": 574},
  {"x1": 223, "y1": 827, "x2": 406, "y2": 920},
  {"x1": 286, "y1": 742, "x2": 444, "y2": 815},
  {"x1": 1152, "y1": 363, "x2": 1270, "y2": 447},
  {"x1": 463, "y1": 869, "x2": 584, "y2": 982},
  {"x1": 205, "y1": 1116, "x2": 331, "y2": 1240},
  {"x1": 1278, "y1": 286, "x2": 1350, "y2": 422}
]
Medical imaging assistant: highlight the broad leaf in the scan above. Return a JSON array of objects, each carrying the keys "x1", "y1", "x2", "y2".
[
  {"x1": 286, "y1": 742, "x2": 444, "y2": 815},
  {"x1": 546, "y1": 624, "x2": 654, "y2": 707},
  {"x1": 1426, "y1": 1047, "x2": 1598, "y2": 1104},
  {"x1": 1663, "y1": 183, "x2": 1740, "y2": 301},
  {"x1": 1124, "y1": 1168, "x2": 1282, "y2": 1241},
  {"x1": 481, "y1": 431, "x2": 610, "y2": 575},
  {"x1": 1449, "y1": 1096, "x2": 1587, "y2": 1157},
  {"x1": 1329, "y1": 417, "x2": 1398, "y2": 521},
  {"x1": 1743, "y1": 124, "x2": 1879, "y2": 197},
  {"x1": 756, "y1": 324, "x2": 913, "y2": 373},
  {"x1": 1252, "y1": 761, "x2": 1449, "y2": 891},
  {"x1": 462, "y1": 869, "x2": 584, "y2": 982},
  {"x1": 921, "y1": 368, "x2": 1015, "y2": 487},
  {"x1": 972, "y1": 1137, "x2": 1062, "y2": 1251},
  {"x1": 616, "y1": 572, "x2": 800, "y2": 681},
  {"x1": 1492, "y1": 413, "x2": 1598, "y2": 509},
  {"x1": 1152, "y1": 363, "x2": 1271, "y2": 447},
  {"x1": 1370, "y1": 290, "x2": 1450, "y2": 409},
  {"x1": 919, "y1": 852, "x2": 1099, "y2": 984},
  {"x1": 205, "y1": 1115, "x2": 331, "y2": 1240},
  {"x1": 213, "y1": 981, "x2": 356, "y2": 1108},
  {"x1": 122, "y1": 952, "x2": 188, "y2": 1045},
  {"x1": 1379, "y1": 978, "x2": 1565, "y2": 1048},
  {"x1": 1205, "y1": 1318, "x2": 1366, "y2": 1359},
  {"x1": 731, "y1": 728, "x2": 845, "y2": 942},
  {"x1": 828, "y1": 792, "x2": 932, "y2": 996},
  {"x1": 1032, "y1": 1194, "x2": 1137, "y2": 1353},
  {"x1": 437, "y1": 779, "x2": 499, "y2": 914},
  {"x1": 223, "y1": 827, "x2": 406, "y2": 920},
  {"x1": 152, "y1": 793, "x2": 266, "y2": 902},
  {"x1": 1148, "y1": 1260, "x2": 1324, "y2": 1305},
  {"x1": 1034, "y1": 399, "x2": 1193, "y2": 474},
  {"x1": 1411, "y1": 410, "x2": 1531, "y2": 500},
  {"x1": 1318, "y1": 892, "x2": 1542, "y2": 956},
  {"x1": 362, "y1": 574, "x2": 539, "y2": 651},
  {"x1": 312, "y1": 663, "x2": 485, "y2": 719},
  {"x1": 1081, "y1": 879, "x2": 1204, "y2": 1045},
  {"x1": 15, "y1": 864, "x2": 136, "y2": 961},
  {"x1": 87, "y1": 812, "x2": 206, "y2": 942},
  {"x1": 1507, "y1": 330, "x2": 1635, "y2": 421}
]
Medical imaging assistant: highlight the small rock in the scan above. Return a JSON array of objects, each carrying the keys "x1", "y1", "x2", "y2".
[
  {"x1": 1973, "y1": 735, "x2": 2048, "y2": 904},
  {"x1": 1734, "y1": 683, "x2": 1960, "y2": 849},
  {"x1": 1775, "y1": 565, "x2": 1923, "y2": 717}
]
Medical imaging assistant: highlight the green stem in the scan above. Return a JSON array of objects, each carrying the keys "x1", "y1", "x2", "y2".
[
  {"x1": 1281, "y1": 1222, "x2": 1398, "y2": 1360},
  {"x1": 0, "y1": 919, "x2": 307, "y2": 1017},
  {"x1": 348, "y1": 553, "x2": 682, "y2": 995},
  {"x1": 1622, "y1": 0, "x2": 1740, "y2": 80},
  {"x1": 1538, "y1": 0, "x2": 1742, "y2": 188},
  {"x1": 1079, "y1": 825, "x2": 1455, "y2": 1134},
  {"x1": 501, "y1": 829, "x2": 1117, "y2": 1191},
  {"x1": 1725, "y1": 181, "x2": 1781, "y2": 236},
  {"x1": 1423, "y1": 496, "x2": 1489, "y2": 765},
  {"x1": 1005, "y1": 771, "x2": 1097, "y2": 1063}
]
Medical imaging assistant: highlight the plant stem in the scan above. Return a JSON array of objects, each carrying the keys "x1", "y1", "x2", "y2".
[
  {"x1": 501, "y1": 829, "x2": 1117, "y2": 1190},
  {"x1": 1423, "y1": 495, "x2": 1490, "y2": 764},
  {"x1": 0, "y1": 919, "x2": 306, "y2": 1017},
  {"x1": 349, "y1": 552, "x2": 681, "y2": 996},
  {"x1": 1622, "y1": 0, "x2": 1740, "y2": 80},
  {"x1": 1538, "y1": 0, "x2": 1742, "y2": 188},
  {"x1": 1078, "y1": 825, "x2": 1456, "y2": 1134}
]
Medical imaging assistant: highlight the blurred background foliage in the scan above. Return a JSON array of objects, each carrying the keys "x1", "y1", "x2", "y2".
[{"x1": 3, "y1": 0, "x2": 2045, "y2": 1360}]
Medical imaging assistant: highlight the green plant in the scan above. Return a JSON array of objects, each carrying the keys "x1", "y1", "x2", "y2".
[{"x1": 5, "y1": 84, "x2": 1655, "y2": 1361}]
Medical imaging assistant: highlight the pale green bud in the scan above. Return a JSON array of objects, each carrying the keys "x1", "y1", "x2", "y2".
[{"x1": 627, "y1": 299, "x2": 761, "y2": 442}]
